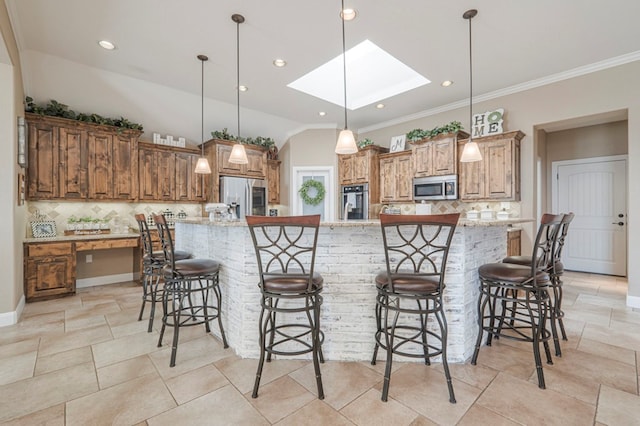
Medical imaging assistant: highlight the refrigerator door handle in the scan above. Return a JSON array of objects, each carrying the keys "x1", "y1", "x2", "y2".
[{"x1": 246, "y1": 179, "x2": 252, "y2": 217}]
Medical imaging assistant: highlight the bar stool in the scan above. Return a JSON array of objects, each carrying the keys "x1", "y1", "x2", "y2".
[
  {"x1": 502, "y1": 213, "x2": 574, "y2": 356},
  {"x1": 135, "y1": 214, "x2": 191, "y2": 332},
  {"x1": 471, "y1": 213, "x2": 563, "y2": 389},
  {"x1": 371, "y1": 213, "x2": 460, "y2": 403},
  {"x1": 246, "y1": 214, "x2": 324, "y2": 399},
  {"x1": 153, "y1": 213, "x2": 228, "y2": 367}
]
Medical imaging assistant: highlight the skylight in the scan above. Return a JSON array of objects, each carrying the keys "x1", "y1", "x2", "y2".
[{"x1": 287, "y1": 39, "x2": 430, "y2": 110}]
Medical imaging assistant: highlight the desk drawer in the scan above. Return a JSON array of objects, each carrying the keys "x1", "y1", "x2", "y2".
[
  {"x1": 76, "y1": 238, "x2": 139, "y2": 251},
  {"x1": 27, "y1": 242, "x2": 73, "y2": 257}
]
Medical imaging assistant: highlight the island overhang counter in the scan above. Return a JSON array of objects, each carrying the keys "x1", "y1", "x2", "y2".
[{"x1": 174, "y1": 217, "x2": 533, "y2": 363}]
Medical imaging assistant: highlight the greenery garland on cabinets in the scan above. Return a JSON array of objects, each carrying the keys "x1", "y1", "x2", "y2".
[
  {"x1": 24, "y1": 97, "x2": 144, "y2": 131},
  {"x1": 298, "y1": 179, "x2": 326, "y2": 206},
  {"x1": 211, "y1": 128, "x2": 276, "y2": 148},
  {"x1": 357, "y1": 138, "x2": 375, "y2": 148},
  {"x1": 406, "y1": 120, "x2": 463, "y2": 142}
]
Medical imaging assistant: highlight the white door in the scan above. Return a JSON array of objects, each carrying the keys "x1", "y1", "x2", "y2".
[
  {"x1": 292, "y1": 167, "x2": 335, "y2": 221},
  {"x1": 552, "y1": 156, "x2": 627, "y2": 276}
]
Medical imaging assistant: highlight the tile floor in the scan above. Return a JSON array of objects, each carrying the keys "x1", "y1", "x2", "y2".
[{"x1": 1, "y1": 271, "x2": 638, "y2": 425}]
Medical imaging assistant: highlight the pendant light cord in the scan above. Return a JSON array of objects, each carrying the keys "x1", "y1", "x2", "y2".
[
  {"x1": 201, "y1": 58, "x2": 205, "y2": 155},
  {"x1": 468, "y1": 15, "x2": 472, "y2": 141},
  {"x1": 236, "y1": 19, "x2": 241, "y2": 139},
  {"x1": 341, "y1": 0, "x2": 348, "y2": 131}
]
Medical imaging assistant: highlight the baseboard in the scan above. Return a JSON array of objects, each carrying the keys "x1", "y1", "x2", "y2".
[
  {"x1": 627, "y1": 294, "x2": 640, "y2": 309},
  {"x1": 76, "y1": 273, "x2": 136, "y2": 289},
  {"x1": 0, "y1": 294, "x2": 25, "y2": 327}
]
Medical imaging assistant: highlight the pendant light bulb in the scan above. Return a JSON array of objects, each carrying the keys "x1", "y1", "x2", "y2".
[
  {"x1": 195, "y1": 54, "x2": 212, "y2": 174},
  {"x1": 230, "y1": 13, "x2": 249, "y2": 165},
  {"x1": 460, "y1": 9, "x2": 483, "y2": 163},
  {"x1": 334, "y1": 0, "x2": 358, "y2": 155}
]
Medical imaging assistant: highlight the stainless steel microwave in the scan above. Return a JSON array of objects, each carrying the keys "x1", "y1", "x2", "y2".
[{"x1": 413, "y1": 174, "x2": 458, "y2": 201}]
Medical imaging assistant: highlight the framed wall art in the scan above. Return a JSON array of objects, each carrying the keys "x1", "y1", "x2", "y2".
[
  {"x1": 31, "y1": 220, "x2": 57, "y2": 238},
  {"x1": 389, "y1": 135, "x2": 406, "y2": 153}
]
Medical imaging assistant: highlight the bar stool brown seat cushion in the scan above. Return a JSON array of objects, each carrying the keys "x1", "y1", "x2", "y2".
[
  {"x1": 479, "y1": 262, "x2": 550, "y2": 284},
  {"x1": 162, "y1": 258, "x2": 221, "y2": 278},
  {"x1": 375, "y1": 272, "x2": 440, "y2": 294},
  {"x1": 263, "y1": 270, "x2": 323, "y2": 293},
  {"x1": 502, "y1": 255, "x2": 563, "y2": 275},
  {"x1": 146, "y1": 250, "x2": 191, "y2": 264}
]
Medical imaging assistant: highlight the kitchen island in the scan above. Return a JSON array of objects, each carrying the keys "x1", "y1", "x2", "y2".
[{"x1": 175, "y1": 217, "x2": 532, "y2": 363}]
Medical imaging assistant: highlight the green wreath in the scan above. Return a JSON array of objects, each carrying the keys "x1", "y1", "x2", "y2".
[{"x1": 298, "y1": 179, "x2": 326, "y2": 206}]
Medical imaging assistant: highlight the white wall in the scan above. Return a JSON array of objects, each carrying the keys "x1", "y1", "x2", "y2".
[{"x1": 21, "y1": 50, "x2": 302, "y2": 147}]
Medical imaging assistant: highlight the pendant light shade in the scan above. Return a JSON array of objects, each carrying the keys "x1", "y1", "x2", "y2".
[
  {"x1": 334, "y1": 0, "x2": 358, "y2": 155},
  {"x1": 195, "y1": 54, "x2": 212, "y2": 174},
  {"x1": 335, "y1": 129, "x2": 357, "y2": 154},
  {"x1": 460, "y1": 9, "x2": 483, "y2": 163},
  {"x1": 229, "y1": 13, "x2": 249, "y2": 165}
]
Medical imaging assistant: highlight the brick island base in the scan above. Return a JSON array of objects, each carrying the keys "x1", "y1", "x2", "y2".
[{"x1": 175, "y1": 217, "x2": 531, "y2": 363}]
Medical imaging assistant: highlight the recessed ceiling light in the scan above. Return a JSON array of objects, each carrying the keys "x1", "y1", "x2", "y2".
[
  {"x1": 376, "y1": 103, "x2": 385, "y2": 109},
  {"x1": 238, "y1": 85, "x2": 248, "y2": 92},
  {"x1": 273, "y1": 59, "x2": 287, "y2": 67},
  {"x1": 98, "y1": 40, "x2": 115, "y2": 50},
  {"x1": 340, "y1": 8, "x2": 357, "y2": 21},
  {"x1": 441, "y1": 80, "x2": 453, "y2": 87},
  {"x1": 319, "y1": 111, "x2": 327, "y2": 117}
]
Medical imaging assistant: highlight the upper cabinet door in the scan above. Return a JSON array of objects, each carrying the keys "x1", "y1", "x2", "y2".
[
  {"x1": 87, "y1": 131, "x2": 114, "y2": 199},
  {"x1": 27, "y1": 120, "x2": 59, "y2": 200},
  {"x1": 113, "y1": 134, "x2": 138, "y2": 200},
  {"x1": 174, "y1": 152, "x2": 191, "y2": 201},
  {"x1": 138, "y1": 147, "x2": 157, "y2": 201},
  {"x1": 59, "y1": 126, "x2": 87, "y2": 199},
  {"x1": 156, "y1": 150, "x2": 176, "y2": 201},
  {"x1": 432, "y1": 139, "x2": 456, "y2": 175}
]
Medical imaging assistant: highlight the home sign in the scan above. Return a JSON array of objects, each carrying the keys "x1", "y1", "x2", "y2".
[{"x1": 472, "y1": 108, "x2": 504, "y2": 137}]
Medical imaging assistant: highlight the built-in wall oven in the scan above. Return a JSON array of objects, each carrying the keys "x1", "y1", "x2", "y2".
[
  {"x1": 413, "y1": 174, "x2": 458, "y2": 201},
  {"x1": 340, "y1": 183, "x2": 368, "y2": 220}
]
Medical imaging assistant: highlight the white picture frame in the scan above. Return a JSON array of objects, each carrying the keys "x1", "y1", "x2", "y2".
[
  {"x1": 389, "y1": 135, "x2": 406, "y2": 153},
  {"x1": 31, "y1": 220, "x2": 57, "y2": 238}
]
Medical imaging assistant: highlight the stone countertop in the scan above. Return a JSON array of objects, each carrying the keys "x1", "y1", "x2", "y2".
[
  {"x1": 23, "y1": 232, "x2": 139, "y2": 244},
  {"x1": 177, "y1": 217, "x2": 534, "y2": 228}
]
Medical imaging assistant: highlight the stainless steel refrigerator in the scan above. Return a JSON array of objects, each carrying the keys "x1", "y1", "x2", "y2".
[{"x1": 219, "y1": 176, "x2": 268, "y2": 219}]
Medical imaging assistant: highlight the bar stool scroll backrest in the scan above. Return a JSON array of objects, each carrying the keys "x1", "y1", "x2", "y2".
[
  {"x1": 135, "y1": 214, "x2": 156, "y2": 263},
  {"x1": 153, "y1": 214, "x2": 176, "y2": 272},
  {"x1": 379, "y1": 213, "x2": 460, "y2": 294},
  {"x1": 246, "y1": 214, "x2": 321, "y2": 293},
  {"x1": 552, "y1": 212, "x2": 575, "y2": 272},
  {"x1": 529, "y1": 213, "x2": 564, "y2": 286}
]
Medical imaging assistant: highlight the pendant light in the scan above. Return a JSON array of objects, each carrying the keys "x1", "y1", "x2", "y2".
[
  {"x1": 334, "y1": 0, "x2": 358, "y2": 155},
  {"x1": 194, "y1": 54, "x2": 212, "y2": 174},
  {"x1": 460, "y1": 9, "x2": 483, "y2": 163},
  {"x1": 228, "y1": 13, "x2": 249, "y2": 164}
]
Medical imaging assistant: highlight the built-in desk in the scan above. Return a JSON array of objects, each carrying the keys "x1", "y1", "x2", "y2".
[{"x1": 23, "y1": 233, "x2": 139, "y2": 302}]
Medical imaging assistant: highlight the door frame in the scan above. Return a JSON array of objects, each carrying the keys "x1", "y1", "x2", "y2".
[
  {"x1": 291, "y1": 166, "x2": 335, "y2": 221},
  {"x1": 551, "y1": 154, "x2": 628, "y2": 275}
]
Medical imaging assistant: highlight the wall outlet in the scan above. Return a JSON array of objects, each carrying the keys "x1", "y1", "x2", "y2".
[{"x1": 86, "y1": 254, "x2": 93, "y2": 263}]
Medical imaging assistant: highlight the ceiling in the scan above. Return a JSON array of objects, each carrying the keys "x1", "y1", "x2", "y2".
[{"x1": 6, "y1": 0, "x2": 640, "y2": 135}]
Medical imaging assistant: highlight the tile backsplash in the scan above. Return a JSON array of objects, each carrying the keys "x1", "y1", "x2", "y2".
[
  {"x1": 380, "y1": 200, "x2": 522, "y2": 217},
  {"x1": 27, "y1": 202, "x2": 203, "y2": 237}
]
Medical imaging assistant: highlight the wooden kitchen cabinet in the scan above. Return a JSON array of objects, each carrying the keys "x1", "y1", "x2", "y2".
[
  {"x1": 27, "y1": 118, "x2": 59, "y2": 199},
  {"x1": 338, "y1": 145, "x2": 387, "y2": 185},
  {"x1": 202, "y1": 139, "x2": 268, "y2": 203},
  {"x1": 412, "y1": 131, "x2": 468, "y2": 178},
  {"x1": 337, "y1": 145, "x2": 387, "y2": 217},
  {"x1": 267, "y1": 159, "x2": 281, "y2": 204},
  {"x1": 379, "y1": 150, "x2": 413, "y2": 203},
  {"x1": 26, "y1": 113, "x2": 141, "y2": 201},
  {"x1": 215, "y1": 142, "x2": 267, "y2": 178},
  {"x1": 138, "y1": 142, "x2": 205, "y2": 202},
  {"x1": 507, "y1": 228, "x2": 521, "y2": 256},
  {"x1": 24, "y1": 242, "x2": 76, "y2": 301},
  {"x1": 458, "y1": 130, "x2": 524, "y2": 201}
]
